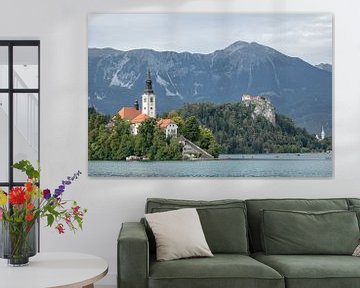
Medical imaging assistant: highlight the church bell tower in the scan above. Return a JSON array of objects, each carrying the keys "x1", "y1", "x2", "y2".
[{"x1": 142, "y1": 70, "x2": 156, "y2": 118}]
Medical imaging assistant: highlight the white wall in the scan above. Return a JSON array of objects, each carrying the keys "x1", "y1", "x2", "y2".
[{"x1": 1, "y1": 0, "x2": 360, "y2": 286}]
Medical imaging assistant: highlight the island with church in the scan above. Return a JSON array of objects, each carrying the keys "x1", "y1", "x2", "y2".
[{"x1": 88, "y1": 71, "x2": 331, "y2": 161}]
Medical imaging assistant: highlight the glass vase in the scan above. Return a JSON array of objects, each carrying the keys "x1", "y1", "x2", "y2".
[{"x1": 0, "y1": 220, "x2": 37, "y2": 266}]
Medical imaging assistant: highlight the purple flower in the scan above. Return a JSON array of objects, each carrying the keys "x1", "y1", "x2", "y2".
[
  {"x1": 54, "y1": 171, "x2": 82, "y2": 199},
  {"x1": 54, "y1": 189, "x2": 62, "y2": 198},
  {"x1": 43, "y1": 189, "x2": 51, "y2": 200}
]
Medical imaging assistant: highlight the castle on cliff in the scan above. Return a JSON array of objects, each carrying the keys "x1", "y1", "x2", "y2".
[{"x1": 241, "y1": 94, "x2": 276, "y2": 126}]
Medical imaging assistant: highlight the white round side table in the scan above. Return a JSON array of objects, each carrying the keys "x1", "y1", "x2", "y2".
[{"x1": 0, "y1": 252, "x2": 108, "y2": 288}]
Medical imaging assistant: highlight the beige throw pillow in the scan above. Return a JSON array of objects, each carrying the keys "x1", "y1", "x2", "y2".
[
  {"x1": 353, "y1": 244, "x2": 360, "y2": 256},
  {"x1": 145, "y1": 208, "x2": 213, "y2": 261}
]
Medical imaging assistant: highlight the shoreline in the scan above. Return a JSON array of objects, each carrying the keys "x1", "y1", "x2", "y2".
[{"x1": 89, "y1": 152, "x2": 332, "y2": 162}]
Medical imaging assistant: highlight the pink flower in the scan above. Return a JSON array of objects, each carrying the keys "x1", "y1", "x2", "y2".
[
  {"x1": 0, "y1": 208, "x2": 3, "y2": 220},
  {"x1": 72, "y1": 205, "x2": 80, "y2": 215},
  {"x1": 56, "y1": 223, "x2": 65, "y2": 234},
  {"x1": 65, "y1": 214, "x2": 71, "y2": 225}
]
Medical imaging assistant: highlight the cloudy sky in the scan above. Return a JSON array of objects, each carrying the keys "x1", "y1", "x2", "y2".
[{"x1": 88, "y1": 13, "x2": 332, "y2": 65}]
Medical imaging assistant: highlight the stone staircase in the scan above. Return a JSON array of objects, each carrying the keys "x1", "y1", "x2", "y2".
[{"x1": 178, "y1": 136, "x2": 214, "y2": 160}]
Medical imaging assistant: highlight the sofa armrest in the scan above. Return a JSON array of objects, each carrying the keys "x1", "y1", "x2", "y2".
[{"x1": 118, "y1": 222, "x2": 149, "y2": 288}]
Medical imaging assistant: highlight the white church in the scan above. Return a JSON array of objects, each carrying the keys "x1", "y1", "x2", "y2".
[
  {"x1": 117, "y1": 71, "x2": 178, "y2": 138},
  {"x1": 142, "y1": 70, "x2": 156, "y2": 118},
  {"x1": 315, "y1": 126, "x2": 326, "y2": 141}
]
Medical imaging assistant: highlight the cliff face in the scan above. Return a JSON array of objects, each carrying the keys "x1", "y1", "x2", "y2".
[{"x1": 242, "y1": 95, "x2": 276, "y2": 125}]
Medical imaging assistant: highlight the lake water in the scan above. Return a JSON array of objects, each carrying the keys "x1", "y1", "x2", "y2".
[{"x1": 88, "y1": 153, "x2": 332, "y2": 177}]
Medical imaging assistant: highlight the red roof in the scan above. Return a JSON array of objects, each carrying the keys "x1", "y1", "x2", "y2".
[
  {"x1": 158, "y1": 118, "x2": 176, "y2": 128},
  {"x1": 131, "y1": 113, "x2": 150, "y2": 124},
  {"x1": 118, "y1": 107, "x2": 141, "y2": 121}
]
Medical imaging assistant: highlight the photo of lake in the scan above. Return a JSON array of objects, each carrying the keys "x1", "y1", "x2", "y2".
[
  {"x1": 88, "y1": 13, "x2": 332, "y2": 177},
  {"x1": 89, "y1": 153, "x2": 332, "y2": 177}
]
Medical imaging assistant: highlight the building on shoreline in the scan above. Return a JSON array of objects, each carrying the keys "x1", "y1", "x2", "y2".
[
  {"x1": 115, "y1": 71, "x2": 178, "y2": 137},
  {"x1": 315, "y1": 126, "x2": 326, "y2": 141},
  {"x1": 158, "y1": 118, "x2": 178, "y2": 138}
]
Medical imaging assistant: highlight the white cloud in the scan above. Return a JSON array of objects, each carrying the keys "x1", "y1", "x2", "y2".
[{"x1": 88, "y1": 13, "x2": 332, "y2": 65}]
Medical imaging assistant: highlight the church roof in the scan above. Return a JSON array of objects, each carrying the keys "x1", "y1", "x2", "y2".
[
  {"x1": 118, "y1": 107, "x2": 141, "y2": 121},
  {"x1": 158, "y1": 118, "x2": 177, "y2": 128},
  {"x1": 131, "y1": 113, "x2": 149, "y2": 124}
]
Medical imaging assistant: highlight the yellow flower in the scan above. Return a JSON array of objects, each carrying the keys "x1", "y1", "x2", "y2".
[{"x1": 0, "y1": 190, "x2": 7, "y2": 206}]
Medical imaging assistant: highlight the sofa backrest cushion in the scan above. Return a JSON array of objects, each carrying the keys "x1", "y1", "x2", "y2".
[
  {"x1": 145, "y1": 198, "x2": 249, "y2": 254},
  {"x1": 348, "y1": 198, "x2": 360, "y2": 207},
  {"x1": 261, "y1": 209, "x2": 359, "y2": 255},
  {"x1": 347, "y1": 199, "x2": 360, "y2": 228},
  {"x1": 246, "y1": 198, "x2": 349, "y2": 252}
]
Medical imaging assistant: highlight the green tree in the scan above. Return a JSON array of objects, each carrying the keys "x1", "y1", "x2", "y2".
[
  {"x1": 183, "y1": 116, "x2": 201, "y2": 142},
  {"x1": 89, "y1": 124, "x2": 111, "y2": 160},
  {"x1": 137, "y1": 118, "x2": 157, "y2": 156},
  {"x1": 198, "y1": 127, "x2": 220, "y2": 158},
  {"x1": 152, "y1": 128, "x2": 168, "y2": 160}
]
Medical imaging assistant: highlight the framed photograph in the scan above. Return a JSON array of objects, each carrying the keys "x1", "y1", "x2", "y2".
[{"x1": 88, "y1": 13, "x2": 332, "y2": 177}]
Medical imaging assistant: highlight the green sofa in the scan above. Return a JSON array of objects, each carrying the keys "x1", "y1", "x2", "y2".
[{"x1": 118, "y1": 198, "x2": 360, "y2": 288}]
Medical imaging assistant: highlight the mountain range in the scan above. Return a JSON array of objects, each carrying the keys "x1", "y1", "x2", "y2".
[
  {"x1": 88, "y1": 41, "x2": 332, "y2": 135},
  {"x1": 315, "y1": 63, "x2": 332, "y2": 72}
]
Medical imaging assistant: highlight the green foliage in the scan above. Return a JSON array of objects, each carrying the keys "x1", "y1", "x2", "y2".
[
  {"x1": 197, "y1": 127, "x2": 220, "y2": 158},
  {"x1": 88, "y1": 100, "x2": 329, "y2": 159},
  {"x1": 137, "y1": 118, "x2": 158, "y2": 155},
  {"x1": 183, "y1": 116, "x2": 201, "y2": 142},
  {"x1": 1, "y1": 165, "x2": 86, "y2": 236},
  {"x1": 88, "y1": 107, "x2": 220, "y2": 160},
  {"x1": 12, "y1": 160, "x2": 40, "y2": 180},
  {"x1": 89, "y1": 108, "x2": 186, "y2": 160},
  {"x1": 135, "y1": 119, "x2": 184, "y2": 160},
  {"x1": 178, "y1": 102, "x2": 332, "y2": 154},
  {"x1": 151, "y1": 128, "x2": 183, "y2": 160}
]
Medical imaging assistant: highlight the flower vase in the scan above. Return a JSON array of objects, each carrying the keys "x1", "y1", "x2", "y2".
[{"x1": 0, "y1": 220, "x2": 37, "y2": 266}]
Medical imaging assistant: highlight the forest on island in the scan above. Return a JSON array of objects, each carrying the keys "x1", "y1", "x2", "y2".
[
  {"x1": 88, "y1": 102, "x2": 332, "y2": 161},
  {"x1": 88, "y1": 107, "x2": 219, "y2": 161},
  {"x1": 177, "y1": 102, "x2": 332, "y2": 154}
]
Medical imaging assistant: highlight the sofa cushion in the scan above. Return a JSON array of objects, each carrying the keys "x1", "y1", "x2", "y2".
[
  {"x1": 145, "y1": 208, "x2": 213, "y2": 261},
  {"x1": 261, "y1": 209, "x2": 359, "y2": 255},
  {"x1": 149, "y1": 254, "x2": 284, "y2": 288},
  {"x1": 252, "y1": 252, "x2": 360, "y2": 288},
  {"x1": 246, "y1": 198, "x2": 349, "y2": 252},
  {"x1": 346, "y1": 199, "x2": 360, "y2": 229},
  {"x1": 347, "y1": 198, "x2": 360, "y2": 207},
  {"x1": 146, "y1": 198, "x2": 249, "y2": 254},
  {"x1": 349, "y1": 205, "x2": 360, "y2": 228}
]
